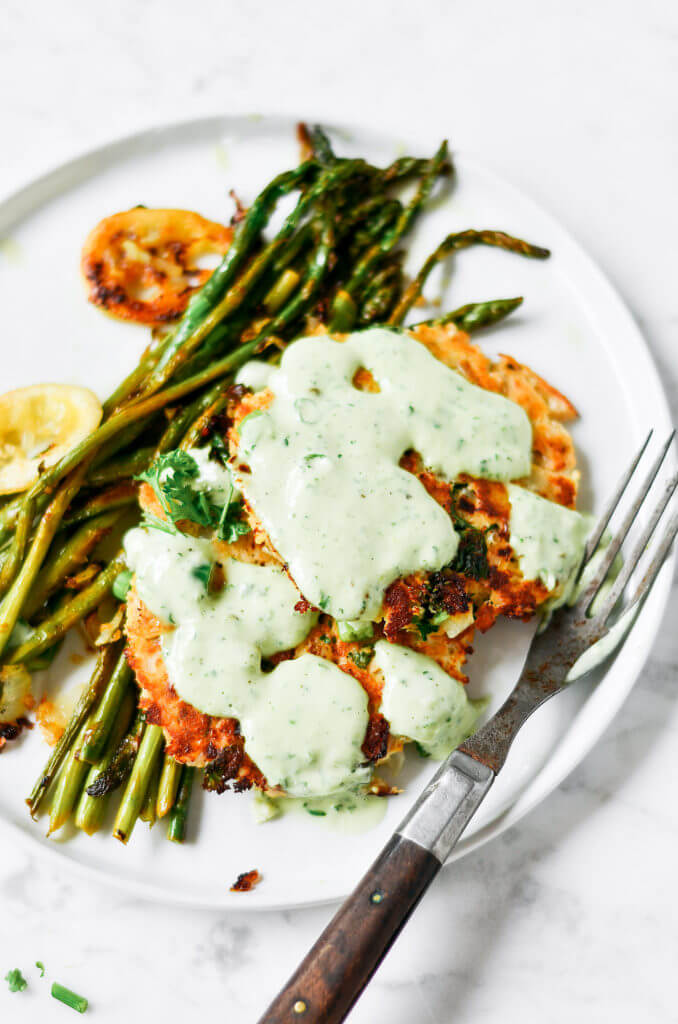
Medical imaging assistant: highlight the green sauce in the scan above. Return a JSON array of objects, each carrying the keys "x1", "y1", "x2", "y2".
[
  {"x1": 235, "y1": 327, "x2": 532, "y2": 619},
  {"x1": 124, "y1": 526, "x2": 370, "y2": 797},
  {"x1": 506, "y1": 484, "x2": 590, "y2": 591},
  {"x1": 122, "y1": 330, "x2": 595, "y2": 801},
  {"x1": 374, "y1": 641, "x2": 487, "y2": 760},
  {"x1": 253, "y1": 791, "x2": 388, "y2": 834}
]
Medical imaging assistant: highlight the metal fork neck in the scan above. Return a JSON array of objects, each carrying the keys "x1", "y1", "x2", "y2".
[{"x1": 396, "y1": 750, "x2": 495, "y2": 863}]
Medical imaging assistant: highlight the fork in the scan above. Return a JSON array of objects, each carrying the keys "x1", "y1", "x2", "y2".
[{"x1": 259, "y1": 431, "x2": 678, "y2": 1024}]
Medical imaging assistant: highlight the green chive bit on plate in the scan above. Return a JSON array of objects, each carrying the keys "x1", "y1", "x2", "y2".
[
  {"x1": 5, "y1": 968, "x2": 27, "y2": 992},
  {"x1": 51, "y1": 981, "x2": 89, "y2": 1013}
]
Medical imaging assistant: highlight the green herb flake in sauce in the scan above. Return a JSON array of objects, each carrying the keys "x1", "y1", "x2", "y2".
[{"x1": 190, "y1": 564, "x2": 212, "y2": 591}]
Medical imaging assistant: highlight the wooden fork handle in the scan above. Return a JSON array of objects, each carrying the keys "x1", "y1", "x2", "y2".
[
  {"x1": 259, "y1": 833, "x2": 440, "y2": 1024},
  {"x1": 258, "y1": 751, "x2": 495, "y2": 1024}
]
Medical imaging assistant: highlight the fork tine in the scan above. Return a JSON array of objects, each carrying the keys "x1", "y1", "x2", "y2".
[
  {"x1": 582, "y1": 429, "x2": 654, "y2": 565},
  {"x1": 623, "y1": 510, "x2": 678, "y2": 615},
  {"x1": 589, "y1": 475, "x2": 678, "y2": 623},
  {"x1": 576, "y1": 432, "x2": 676, "y2": 610}
]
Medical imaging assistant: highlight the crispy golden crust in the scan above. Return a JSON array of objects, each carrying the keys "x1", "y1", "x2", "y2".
[
  {"x1": 82, "y1": 208, "x2": 233, "y2": 326},
  {"x1": 126, "y1": 585, "x2": 264, "y2": 787},
  {"x1": 126, "y1": 587, "x2": 395, "y2": 781},
  {"x1": 126, "y1": 325, "x2": 579, "y2": 783},
  {"x1": 227, "y1": 325, "x2": 573, "y2": 632},
  {"x1": 400, "y1": 458, "x2": 550, "y2": 630},
  {"x1": 409, "y1": 325, "x2": 578, "y2": 507},
  {"x1": 230, "y1": 868, "x2": 262, "y2": 892}
]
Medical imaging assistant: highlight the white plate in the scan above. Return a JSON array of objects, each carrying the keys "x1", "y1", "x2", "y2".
[{"x1": 0, "y1": 115, "x2": 673, "y2": 910}]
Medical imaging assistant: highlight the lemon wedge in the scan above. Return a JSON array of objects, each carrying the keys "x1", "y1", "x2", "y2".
[{"x1": 0, "y1": 384, "x2": 102, "y2": 494}]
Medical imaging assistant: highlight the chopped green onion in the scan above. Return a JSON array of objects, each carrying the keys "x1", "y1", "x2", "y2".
[
  {"x1": 337, "y1": 619, "x2": 373, "y2": 643},
  {"x1": 36, "y1": 960, "x2": 45, "y2": 977},
  {"x1": 5, "y1": 968, "x2": 27, "y2": 992},
  {"x1": 51, "y1": 981, "x2": 88, "y2": 1014},
  {"x1": 347, "y1": 648, "x2": 373, "y2": 669},
  {"x1": 112, "y1": 568, "x2": 133, "y2": 601}
]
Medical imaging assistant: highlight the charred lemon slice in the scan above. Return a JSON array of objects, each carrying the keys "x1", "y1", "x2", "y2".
[
  {"x1": 0, "y1": 384, "x2": 102, "y2": 494},
  {"x1": 81, "y1": 208, "x2": 234, "y2": 326}
]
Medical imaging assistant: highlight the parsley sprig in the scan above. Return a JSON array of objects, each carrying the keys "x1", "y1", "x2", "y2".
[
  {"x1": 139, "y1": 451, "x2": 216, "y2": 527},
  {"x1": 138, "y1": 449, "x2": 249, "y2": 543}
]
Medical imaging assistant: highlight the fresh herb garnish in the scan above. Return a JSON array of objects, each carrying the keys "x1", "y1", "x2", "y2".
[
  {"x1": 190, "y1": 564, "x2": 212, "y2": 591},
  {"x1": 347, "y1": 648, "x2": 373, "y2": 669},
  {"x1": 413, "y1": 615, "x2": 436, "y2": 640},
  {"x1": 139, "y1": 451, "x2": 214, "y2": 528},
  {"x1": 306, "y1": 809, "x2": 327, "y2": 816},
  {"x1": 337, "y1": 619, "x2": 374, "y2": 643},
  {"x1": 413, "y1": 741, "x2": 431, "y2": 759},
  {"x1": 448, "y1": 487, "x2": 490, "y2": 580},
  {"x1": 142, "y1": 511, "x2": 178, "y2": 536},
  {"x1": 138, "y1": 450, "x2": 250, "y2": 543},
  {"x1": 216, "y1": 485, "x2": 251, "y2": 544},
  {"x1": 209, "y1": 433, "x2": 230, "y2": 465},
  {"x1": 51, "y1": 981, "x2": 88, "y2": 1014},
  {"x1": 413, "y1": 610, "x2": 448, "y2": 641},
  {"x1": 449, "y1": 523, "x2": 489, "y2": 579},
  {"x1": 5, "y1": 968, "x2": 27, "y2": 992},
  {"x1": 36, "y1": 961, "x2": 45, "y2": 977}
]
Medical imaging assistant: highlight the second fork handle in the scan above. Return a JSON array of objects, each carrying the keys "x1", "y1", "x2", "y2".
[{"x1": 258, "y1": 751, "x2": 495, "y2": 1024}]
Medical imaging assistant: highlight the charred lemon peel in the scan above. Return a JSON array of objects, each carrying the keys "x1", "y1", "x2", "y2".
[
  {"x1": 0, "y1": 384, "x2": 102, "y2": 495},
  {"x1": 81, "y1": 208, "x2": 233, "y2": 326}
]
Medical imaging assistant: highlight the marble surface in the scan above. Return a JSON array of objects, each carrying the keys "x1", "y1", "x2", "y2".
[{"x1": 1, "y1": 1, "x2": 677, "y2": 1020}]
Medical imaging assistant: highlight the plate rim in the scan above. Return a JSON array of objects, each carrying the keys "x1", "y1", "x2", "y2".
[{"x1": 0, "y1": 112, "x2": 673, "y2": 911}]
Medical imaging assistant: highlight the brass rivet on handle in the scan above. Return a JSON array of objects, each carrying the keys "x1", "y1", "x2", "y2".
[{"x1": 293, "y1": 1000, "x2": 307, "y2": 1014}]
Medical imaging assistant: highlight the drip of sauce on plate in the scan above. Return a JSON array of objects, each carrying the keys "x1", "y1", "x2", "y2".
[{"x1": 253, "y1": 790, "x2": 388, "y2": 835}]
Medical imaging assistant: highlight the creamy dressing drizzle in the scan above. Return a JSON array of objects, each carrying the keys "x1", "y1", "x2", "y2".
[
  {"x1": 123, "y1": 526, "x2": 370, "y2": 797},
  {"x1": 121, "y1": 329, "x2": 601, "y2": 803},
  {"x1": 506, "y1": 484, "x2": 591, "y2": 592},
  {"x1": 374, "y1": 641, "x2": 487, "y2": 760},
  {"x1": 235, "y1": 327, "x2": 532, "y2": 619},
  {"x1": 253, "y1": 791, "x2": 388, "y2": 834}
]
